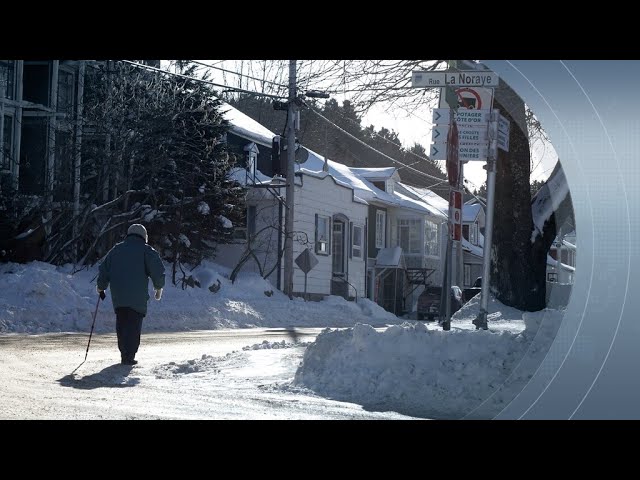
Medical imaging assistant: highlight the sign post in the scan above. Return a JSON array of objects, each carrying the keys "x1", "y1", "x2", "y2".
[
  {"x1": 295, "y1": 248, "x2": 318, "y2": 302},
  {"x1": 412, "y1": 66, "x2": 505, "y2": 331}
]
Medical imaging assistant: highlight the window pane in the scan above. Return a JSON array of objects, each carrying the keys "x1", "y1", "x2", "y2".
[
  {"x1": 247, "y1": 205, "x2": 257, "y2": 237},
  {"x1": 57, "y1": 70, "x2": 75, "y2": 114},
  {"x1": 375, "y1": 211, "x2": 385, "y2": 248},
  {"x1": 352, "y1": 225, "x2": 362, "y2": 259},
  {"x1": 424, "y1": 219, "x2": 439, "y2": 257},
  {"x1": 2, "y1": 115, "x2": 13, "y2": 170},
  {"x1": 0, "y1": 61, "x2": 15, "y2": 100}
]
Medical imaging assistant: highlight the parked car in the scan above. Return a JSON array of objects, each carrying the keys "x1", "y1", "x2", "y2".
[
  {"x1": 463, "y1": 277, "x2": 482, "y2": 303},
  {"x1": 417, "y1": 285, "x2": 463, "y2": 321}
]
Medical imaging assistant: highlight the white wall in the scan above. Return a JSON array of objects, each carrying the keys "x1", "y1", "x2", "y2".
[{"x1": 291, "y1": 174, "x2": 368, "y2": 298}]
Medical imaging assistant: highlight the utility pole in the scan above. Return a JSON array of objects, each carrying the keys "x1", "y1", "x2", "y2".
[{"x1": 283, "y1": 60, "x2": 297, "y2": 298}]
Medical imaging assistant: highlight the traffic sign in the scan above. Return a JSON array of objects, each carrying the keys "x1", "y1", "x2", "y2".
[
  {"x1": 431, "y1": 143, "x2": 489, "y2": 161},
  {"x1": 412, "y1": 70, "x2": 499, "y2": 88},
  {"x1": 449, "y1": 190, "x2": 462, "y2": 241},
  {"x1": 432, "y1": 125, "x2": 489, "y2": 144},
  {"x1": 498, "y1": 115, "x2": 509, "y2": 134},
  {"x1": 433, "y1": 108, "x2": 491, "y2": 125},
  {"x1": 497, "y1": 113, "x2": 510, "y2": 152},
  {"x1": 438, "y1": 86, "x2": 494, "y2": 111}
]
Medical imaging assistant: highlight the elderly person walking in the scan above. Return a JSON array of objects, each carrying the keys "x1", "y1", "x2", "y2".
[{"x1": 97, "y1": 224, "x2": 165, "y2": 365}]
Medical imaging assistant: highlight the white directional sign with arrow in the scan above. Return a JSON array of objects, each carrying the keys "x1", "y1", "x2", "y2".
[
  {"x1": 497, "y1": 113, "x2": 510, "y2": 152},
  {"x1": 432, "y1": 108, "x2": 491, "y2": 126},
  {"x1": 432, "y1": 125, "x2": 489, "y2": 144},
  {"x1": 431, "y1": 143, "x2": 489, "y2": 161}
]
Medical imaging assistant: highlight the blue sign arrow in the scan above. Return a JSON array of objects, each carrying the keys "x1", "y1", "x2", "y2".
[
  {"x1": 434, "y1": 111, "x2": 442, "y2": 122},
  {"x1": 433, "y1": 129, "x2": 441, "y2": 139}
]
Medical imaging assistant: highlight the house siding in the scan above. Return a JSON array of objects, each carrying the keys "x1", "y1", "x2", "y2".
[{"x1": 292, "y1": 174, "x2": 368, "y2": 298}]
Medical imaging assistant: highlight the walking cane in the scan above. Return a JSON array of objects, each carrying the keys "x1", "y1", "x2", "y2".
[{"x1": 84, "y1": 291, "x2": 105, "y2": 362}]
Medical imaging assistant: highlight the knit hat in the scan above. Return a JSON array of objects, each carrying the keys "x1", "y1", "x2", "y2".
[{"x1": 127, "y1": 224, "x2": 148, "y2": 243}]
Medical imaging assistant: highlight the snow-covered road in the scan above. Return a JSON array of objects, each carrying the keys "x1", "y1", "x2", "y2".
[{"x1": 0, "y1": 328, "x2": 417, "y2": 420}]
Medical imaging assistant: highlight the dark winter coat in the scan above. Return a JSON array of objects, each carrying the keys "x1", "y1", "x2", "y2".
[{"x1": 97, "y1": 234, "x2": 166, "y2": 316}]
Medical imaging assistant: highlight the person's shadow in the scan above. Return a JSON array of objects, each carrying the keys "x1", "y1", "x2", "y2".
[{"x1": 58, "y1": 364, "x2": 140, "y2": 390}]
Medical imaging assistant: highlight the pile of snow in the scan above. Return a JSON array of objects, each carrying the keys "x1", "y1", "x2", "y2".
[
  {"x1": 243, "y1": 340, "x2": 312, "y2": 350},
  {"x1": 0, "y1": 260, "x2": 401, "y2": 334},
  {"x1": 293, "y1": 295, "x2": 563, "y2": 419},
  {"x1": 153, "y1": 353, "x2": 222, "y2": 378}
]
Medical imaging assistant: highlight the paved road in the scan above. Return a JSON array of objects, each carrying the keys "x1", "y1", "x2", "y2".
[{"x1": 0, "y1": 328, "x2": 415, "y2": 420}]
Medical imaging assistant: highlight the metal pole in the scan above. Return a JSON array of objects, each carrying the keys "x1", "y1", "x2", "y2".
[
  {"x1": 304, "y1": 272, "x2": 308, "y2": 302},
  {"x1": 84, "y1": 294, "x2": 101, "y2": 362},
  {"x1": 443, "y1": 237, "x2": 452, "y2": 330},
  {"x1": 283, "y1": 60, "x2": 297, "y2": 298},
  {"x1": 474, "y1": 145, "x2": 497, "y2": 330},
  {"x1": 457, "y1": 163, "x2": 464, "y2": 288}
]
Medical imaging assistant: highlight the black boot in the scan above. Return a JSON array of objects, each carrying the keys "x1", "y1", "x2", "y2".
[{"x1": 121, "y1": 355, "x2": 137, "y2": 365}]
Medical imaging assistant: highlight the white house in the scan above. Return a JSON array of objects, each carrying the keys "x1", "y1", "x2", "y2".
[{"x1": 215, "y1": 104, "x2": 370, "y2": 301}]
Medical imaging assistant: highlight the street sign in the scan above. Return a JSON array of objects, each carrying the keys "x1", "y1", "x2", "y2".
[
  {"x1": 449, "y1": 190, "x2": 462, "y2": 241},
  {"x1": 446, "y1": 120, "x2": 459, "y2": 187},
  {"x1": 433, "y1": 108, "x2": 491, "y2": 125},
  {"x1": 497, "y1": 132, "x2": 509, "y2": 152},
  {"x1": 295, "y1": 248, "x2": 318, "y2": 274},
  {"x1": 412, "y1": 70, "x2": 499, "y2": 88},
  {"x1": 431, "y1": 143, "x2": 489, "y2": 161},
  {"x1": 497, "y1": 113, "x2": 510, "y2": 152},
  {"x1": 438, "y1": 86, "x2": 494, "y2": 111},
  {"x1": 498, "y1": 114, "x2": 510, "y2": 135},
  {"x1": 432, "y1": 125, "x2": 489, "y2": 144}
]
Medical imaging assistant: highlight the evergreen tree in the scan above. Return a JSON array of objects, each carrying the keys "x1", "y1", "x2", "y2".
[{"x1": 42, "y1": 61, "x2": 245, "y2": 279}]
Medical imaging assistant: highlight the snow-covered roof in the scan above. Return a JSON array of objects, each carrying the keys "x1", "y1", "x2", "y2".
[
  {"x1": 462, "y1": 237, "x2": 483, "y2": 257},
  {"x1": 463, "y1": 204, "x2": 482, "y2": 223},
  {"x1": 229, "y1": 167, "x2": 273, "y2": 186},
  {"x1": 296, "y1": 168, "x2": 369, "y2": 205},
  {"x1": 349, "y1": 167, "x2": 397, "y2": 180},
  {"x1": 396, "y1": 183, "x2": 449, "y2": 218},
  {"x1": 220, "y1": 103, "x2": 275, "y2": 147},
  {"x1": 299, "y1": 149, "x2": 442, "y2": 216},
  {"x1": 220, "y1": 105, "x2": 446, "y2": 220},
  {"x1": 531, "y1": 163, "x2": 570, "y2": 243},
  {"x1": 376, "y1": 246, "x2": 404, "y2": 267}
]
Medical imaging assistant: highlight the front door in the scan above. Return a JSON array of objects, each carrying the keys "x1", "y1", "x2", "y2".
[
  {"x1": 331, "y1": 221, "x2": 348, "y2": 298},
  {"x1": 332, "y1": 221, "x2": 344, "y2": 276}
]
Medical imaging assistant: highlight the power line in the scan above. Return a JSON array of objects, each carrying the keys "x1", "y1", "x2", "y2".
[
  {"x1": 119, "y1": 60, "x2": 288, "y2": 101},
  {"x1": 322, "y1": 100, "x2": 443, "y2": 174},
  {"x1": 190, "y1": 60, "x2": 289, "y2": 90},
  {"x1": 303, "y1": 101, "x2": 449, "y2": 185}
]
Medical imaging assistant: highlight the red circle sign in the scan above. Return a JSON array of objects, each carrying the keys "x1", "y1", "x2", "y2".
[{"x1": 456, "y1": 87, "x2": 482, "y2": 110}]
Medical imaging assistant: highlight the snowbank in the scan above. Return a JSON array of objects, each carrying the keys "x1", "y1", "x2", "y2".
[
  {"x1": 293, "y1": 295, "x2": 563, "y2": 419},
  {"x1": 0, "y1": 261, "x2": 401, "y2": 334}
]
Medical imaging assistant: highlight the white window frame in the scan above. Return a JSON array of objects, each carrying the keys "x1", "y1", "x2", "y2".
[
  {"x1": 386, "y1": 180, "x2": 394, "y2": 195},
  {"x1": 352, "y1": 224, "x2": 364, "y2": 259},
  {"x1": 375, "y1": 210, "x2": 386, "y2": 249},
  {"x1": 470, "y1": 223, "x2": 477, "y2": 245},
  {"x1": 424, "y1": 219, "x2": 440, "y2": 258},
  {"x1": 316, "y1": 214, "x2": 331, "y2": 255},
  {"x1": 464, "y1": 264, "x2": 471, "y2": 287}
]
